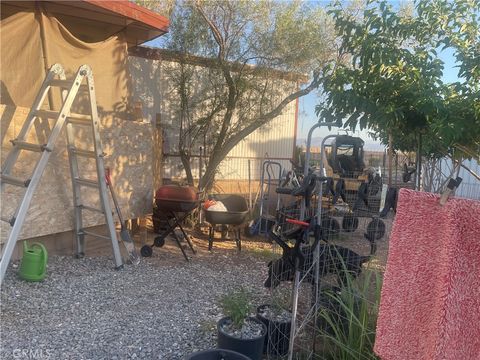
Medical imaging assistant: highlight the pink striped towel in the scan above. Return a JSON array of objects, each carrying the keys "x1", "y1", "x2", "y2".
[{"x1": 374, "y1": 189, "x2": 480, "y2": 360}]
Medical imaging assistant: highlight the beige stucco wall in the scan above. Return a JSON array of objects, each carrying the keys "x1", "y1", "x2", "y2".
[
  {"x1": 0, "y1": 105, "x2": 153, "y2": 245},
  {"x1": 128, "y1": 53, "x2": 297, "y2": 183}
]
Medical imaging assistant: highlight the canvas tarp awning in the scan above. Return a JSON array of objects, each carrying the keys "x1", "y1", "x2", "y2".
[
  {"x1": 0, "y1": 7, "x2": 132, "y2": 117},
  {"x1": 0, "y1": 7, "x2": 153, "y2": 244}
]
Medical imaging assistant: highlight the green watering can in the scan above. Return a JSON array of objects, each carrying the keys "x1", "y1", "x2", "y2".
[{"x1": 18, "y1": 241, "x2": 48, "y2": 282}]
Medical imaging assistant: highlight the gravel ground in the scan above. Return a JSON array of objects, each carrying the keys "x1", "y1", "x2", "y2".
[{"x1": 0, "y1": 238, "x2": 273, "y2": 360}]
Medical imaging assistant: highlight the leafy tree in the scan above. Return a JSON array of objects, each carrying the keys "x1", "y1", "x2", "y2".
[
  {"x1": 134, "y1": 0, "x2": 176, "y2": 17},
  {"x1": 316, "y1": 0, "x2": 479, "y2": 159},
  {"x1": 154, "y1": 0, "x2": 336, "y2": 190}
]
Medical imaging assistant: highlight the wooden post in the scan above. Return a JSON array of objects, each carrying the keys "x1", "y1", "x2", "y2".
[
  {"x1": 36, "y1": 5, "x2": 55, "y2": 110},
  {"x1": 198, "y1": 146, "x2": 203, "y2": 192},
  {"x1": 248, "y1": 159, "x2": 252, "y2": 212}
]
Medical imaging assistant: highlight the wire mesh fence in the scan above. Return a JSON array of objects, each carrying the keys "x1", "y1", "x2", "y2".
[
  {"x1": 255, "y1": 165, "x2": 390, "y2": 359},
  {"x1": 255, "y1": 147, "x2": 478, "y2": 359},
  {"x1": 159, "y1": 144, "x2": 478, "y2": 359}
]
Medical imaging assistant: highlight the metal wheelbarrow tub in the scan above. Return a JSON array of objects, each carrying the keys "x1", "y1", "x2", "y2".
[
  {"x1": 205, "y1": 194, "x2": 249, "y2": 251},
  {"x1": 205, "y1": 210, "x2": 249, "y2": 226}
]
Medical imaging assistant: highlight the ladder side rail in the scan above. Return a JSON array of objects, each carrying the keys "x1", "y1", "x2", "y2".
[
  {"x1": 84, "y1": 66, "x2": 123, "y2": 268},
  {"x1": 65, "y1": 121, "x2": 86, "y2": 257},
  {"x1": 0, "y1": 66, "x2": 64, "y2": 187},
  {"x1": 61, "y1": 63, "x2": 85, "y2": 257},
  {"x1": 41, "y1": 70, "x2": 87, "y2": 153},
  {"x1": 0, "y1": 67, "x2": 84, "y2": 284},
  {"x1": 6, "y1": 69, "x2": 87, "y2": 224},
  {"x1": 0, "y1": 143, "x2": 56, "y2": 282}
]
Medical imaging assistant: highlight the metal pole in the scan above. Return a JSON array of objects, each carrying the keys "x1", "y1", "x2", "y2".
[
  {"x1": 416, "y1": 133, "x2": 422, "y2": 190},
  {"x1": 289, "y1": 121, "x2": 338, "y2": 360},
  {"x1": 300, "y1": 122, "x2": 338, "y2": 220},
  {"x1": 198, "y1": 146, "x2": 203, "y2": 224},
  {"x1": 388, "y1": 132, "x2": 393, "y2": 187},
  {"x1": 198, "y1": 147, "x2": 203, "y2": 191},
  {"x1": 395, "y1": 153, "x2": 398, "y2": 187}
]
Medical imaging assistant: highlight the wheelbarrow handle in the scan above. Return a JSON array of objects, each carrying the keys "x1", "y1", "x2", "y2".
[
  {"x1": 105, "y1": 167, "x2": 112, "y2": 185},
  {"x1": 286, "y1": 218, "x2": 310, "y2": 227}
]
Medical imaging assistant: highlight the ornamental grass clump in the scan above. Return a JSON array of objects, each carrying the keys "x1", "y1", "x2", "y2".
[{"x1": 317, "y1": 269, "x2": 382, "y2": 360}]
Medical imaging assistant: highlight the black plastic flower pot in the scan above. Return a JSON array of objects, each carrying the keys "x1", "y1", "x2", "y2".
[
  {"x1": 217, "y1": 317, "x2": 266, "y2": 360},
  {"x1": 187, "y1": 349, "x2": 251, "y2": 360},
  {"x1": 256, "y1": 304, "x2": 292, "y2": 356}
]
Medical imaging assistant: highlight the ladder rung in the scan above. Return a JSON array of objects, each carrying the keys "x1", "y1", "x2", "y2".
[
  {"x1": 66, "y1": 113, "x2": 93, "y2": 127},
  {"x1": 49, "y1": 79, "x2": 89, "y2": 90},
  {"x1": 0, "y1": 216, "x2": 15, "y2": 226},
  {"x1": 68, "y1": 113, "x2": 91, "y2": 121},
  {"x1": 78, "y1": 205, "x2": 104, "y2": 214},
  {"x1": 0, "y1": 174, "x2": 30, "y2": 187},
  {"x1": 70, "y1": 147, "x2": 97, "y2": 158},
  {"x1": 11, "y1": 140, "x2": 50, "y2": 152},
  {"x1": 66, "y1": 118, "x2": 91, "y2": 126},
  {"x1": 74, "y1": 177, "x2": 99, "y2": 188},
  {"x1": 35, "y1": 109, "x2": 59, "y2": 119},
  {"x1": 80, "y1": 230, "x2": 110, "y2": 240},
  {"x1": 36, "y1": 109, "x2": 91, "y2": 122}
]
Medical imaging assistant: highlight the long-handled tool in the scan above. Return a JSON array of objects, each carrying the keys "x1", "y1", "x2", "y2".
[{"x1": 105, "y1": 168, "x2": 140, "y2": 265}]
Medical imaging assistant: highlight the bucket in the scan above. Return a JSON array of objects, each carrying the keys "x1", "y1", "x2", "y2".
[{"x1": 18, "y1": 241, "x2": 47, "y2": 282}]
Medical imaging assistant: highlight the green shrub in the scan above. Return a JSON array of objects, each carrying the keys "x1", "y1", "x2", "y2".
[{"x1": 220, "y1": 288, "x2": 252, "y2": 328}]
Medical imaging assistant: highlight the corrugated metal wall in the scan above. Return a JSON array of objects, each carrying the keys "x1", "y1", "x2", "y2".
[
  {"x1": 129, "y1": 54, "x2": 297, "y2": 181},
  {"x1": 456, "y1": 158, "x2": 480, "y2": 200}
]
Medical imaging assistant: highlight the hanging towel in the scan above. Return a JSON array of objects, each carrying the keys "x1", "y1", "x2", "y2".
[{"x1": 374, "y1": 188, "x2": 480, "y2": 360}]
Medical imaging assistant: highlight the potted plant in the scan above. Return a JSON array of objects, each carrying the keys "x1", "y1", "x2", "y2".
[
  {"x1": 217, "y1": 288, "x2": 267, "y2": 360},
  {"x1": 256, "y1": 289, "x2": 292, "y2": 356},
  {"x1": 256, "y1": 303, "x2": 292, "y2": 356}
]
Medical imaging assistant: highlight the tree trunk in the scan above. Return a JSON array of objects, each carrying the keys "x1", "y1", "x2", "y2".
[
  {"x1": 179, "y1": 150, "x2": 194, "y2": 186},
  {"x1": 200, "y1": 155, "x2": 221, "y2": 192}
]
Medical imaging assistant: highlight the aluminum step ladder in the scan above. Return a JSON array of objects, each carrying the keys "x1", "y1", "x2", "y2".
[{"x1": 0, "y1": 63, "x2": 123, "y2": 285}]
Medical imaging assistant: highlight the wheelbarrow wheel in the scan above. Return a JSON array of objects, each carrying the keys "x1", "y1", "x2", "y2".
[
  {"x1": 140, "y1": 245, "x2": 153, "y2": 257},
  {"x1": 342, "y1": 214, "x2": 359, "y2": 232},
  {"x1": 154, "y1": 236, "x2": 166, "y2": 248}
]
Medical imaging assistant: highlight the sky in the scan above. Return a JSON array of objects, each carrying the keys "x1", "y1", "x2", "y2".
[{"x1": 297, "y1": 47, "x2": 460, "y2": 147}]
